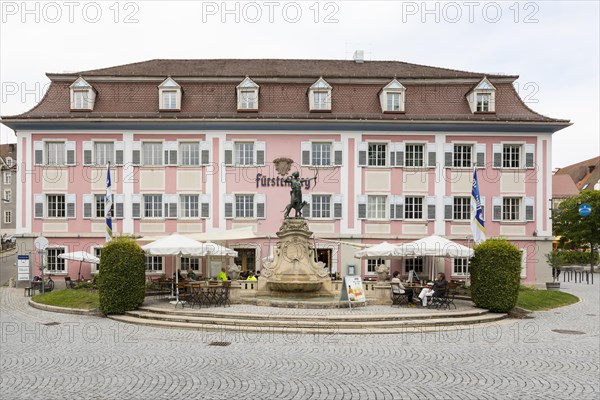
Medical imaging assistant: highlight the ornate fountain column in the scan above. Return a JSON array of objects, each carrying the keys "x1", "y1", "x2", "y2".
[{"x1": 257, "y1": 218, "x2": 334, "y2": 297}]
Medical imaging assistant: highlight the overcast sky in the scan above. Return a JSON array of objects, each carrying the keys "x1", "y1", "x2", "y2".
[{"x1": 1, "y1": 0, "x2": 598, "y2": 168}]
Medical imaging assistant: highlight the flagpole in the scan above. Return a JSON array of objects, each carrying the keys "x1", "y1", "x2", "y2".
[{"x1": 105, "y1": 162, "x2": 113, "y2": 243}]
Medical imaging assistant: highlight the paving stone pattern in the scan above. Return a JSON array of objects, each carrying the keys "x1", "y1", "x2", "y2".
[{"x1": 1, "y1": 278, "x2": 598, "y2": 400}]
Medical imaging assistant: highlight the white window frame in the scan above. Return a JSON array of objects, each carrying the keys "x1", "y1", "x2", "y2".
[
  {"x1": 46, "y1": 142, "x2": 65, "y2": 165},
  {"x1": 70, "y1": 77, "x2": 95, "y2": 111},
  {"x1": 142, "y1": 142, "x2": 163, "y2": 166},
  {"x1": 161, "y1": 90, "x2": 178, "y2": 110},
  {"x1": 405, "y1": 144, "x2": 425, "y2": 168},
  {"x1": 368, "y1": 143, "x2": 387, "y2": 167},
  {"x1": 181, "y1": 257, "x2": 200, "y2": 271},
  {"x1": 179, "y1": 142, "x2": 200, "y2": 166},
  {"x1": 90, "y1": 246, "x2": 102, "y2": 273},
  {"x1": 4, "y1": 189, "x2": 11, "y2": 203},
  {"x1": 180, "y1": 194, "x2": 199, "y2": 219},
  {"x1": 308, "y1": 78, "x2": 332, "y2": 111},
  {"x1": 47, "y1": 194, "x2": 66, "y2": 218},
  {"x1": 158, "y1": 78, "x2": 181, "y2": 111},
  {"x1": 467, "y1": 78, "x2": 496, "y2": 113},
  {"x1": 367, "y1": 195, "x2": 387, "y2": 220},
  {"x1": 311, "y1": 194, "x2": 332, "y2": 219},
  {"x1": 6, "y1": 157, "x2": 13, "y2": 167},
  {"x1": 453, "y1": 144, "x2": 473, "y2": 168},
  {"x1": 235, "y1": 194, "x2": 255, "y2": 218},
  {"x1": 311, "y1": 143, "x2": 332, "y2": 166},
  {"x1": 452, "y1": 258, "x2": 469, "y2": 276},
  {"x1": 405, "y1": 257, "x2": 424, "y2": 274},
  {"x1": 94, "y1": 142, "x2": 115, "y2": 166},
  {"x1": 46, "y1": 247, "x2": 67, "y2": 273},
  {"x1": 145, "y1": 256, "x2": 164, "y2": 273},
  {"x1": 404, "y1": 196, "x2": 424, "y2": 220},
  {"x1": 4, "y1": 211, "x2": 12, "y2": 224},
  {"x1": 237, "y1": 77, "x2": 259, "y2": 110},
  {"x1": 144, "y1": 195, "x2": 163, "y2": 218},
  {"x1": 476, "y1": 93, "x2": 491, "y2": 112},
  {"x1": 367, "y1": 259, "x2": 385, "y2": 275},
  {"x1": 502, "y1": 144, "x2": 521, "y2": 169},
  {"x1": 453, "y1": 197, "x2": 471, "y2": 221},
  {"x1": 379, "y1": 79, "x2": 406, "y2": 112},
  {"x1": 3, "y1": 172, "x2": 10, "y2": 185},
  {"x1": 502, "y1": 197, "x2": 521, "y2": 221},
  {"x1": 235, "y1": 142, "x2": 255, "y2": 165}
]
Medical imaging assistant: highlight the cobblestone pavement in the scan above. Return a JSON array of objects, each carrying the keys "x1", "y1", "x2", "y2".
[{"x1": 1, "y1": 278, "x2": 598, "y2": 400}]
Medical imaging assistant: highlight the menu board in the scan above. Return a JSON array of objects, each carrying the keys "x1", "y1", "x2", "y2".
[{"x1": 341, "y1": 276, "x2": 366, "y2": 304}]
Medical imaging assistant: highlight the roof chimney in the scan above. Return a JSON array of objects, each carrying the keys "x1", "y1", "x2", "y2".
[{"x1": 353, "y1": 50, "x2": 364, "y2": 63}]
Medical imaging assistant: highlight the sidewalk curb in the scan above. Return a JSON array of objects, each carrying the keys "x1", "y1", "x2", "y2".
[{"x1": 28, "y1": 298, "x2": 103, "y2": 317}]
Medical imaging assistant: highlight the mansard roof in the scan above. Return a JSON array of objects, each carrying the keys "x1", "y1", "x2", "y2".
[{"x1": 1, "y1": 59, "x2": 570, "y2": 128}]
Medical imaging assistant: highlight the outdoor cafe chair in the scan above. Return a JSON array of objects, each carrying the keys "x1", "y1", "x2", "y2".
[{"x1": 390, "y1": 283, "x2": 409, "y2": 307}]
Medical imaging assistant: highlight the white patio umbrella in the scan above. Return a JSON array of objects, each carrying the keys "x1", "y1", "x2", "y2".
[
  {"x1": 354, "y1": 241, "x2": 403, "y2": 259},
  {"x1": 394, "y1": 235, "x2": 474, "y2": 280},
  {"x1": 142, "y1": 234, "x2": 210, "y2": 304},
  {"x1": 59, "y1": 251, "x2": 99, "y2": 281}
]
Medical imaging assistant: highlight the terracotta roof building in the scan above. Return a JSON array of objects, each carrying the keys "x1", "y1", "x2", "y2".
[{"x1": 1, "y1": 58, "x2": 570, "y2": 286}]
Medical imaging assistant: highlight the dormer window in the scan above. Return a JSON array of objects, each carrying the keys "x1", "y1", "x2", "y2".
[
  {"x1": 158, "y1": 78, "x2": 182, "y2": 111},
  {"x1": 237, "y1": 77, "x2": 259, "y2": 111},
  {"x1": 309, "y1": 78, "x2": 332, "y2": 111},
  {"x1": 380, "y1": 79, "x2": 406, "y2": 113},
  {"x1": 70, "y1": 77, "x2": 96, "y2": 111},
  {"x1": 467, "y1": 77, "x2": 496, "y2": 113}
]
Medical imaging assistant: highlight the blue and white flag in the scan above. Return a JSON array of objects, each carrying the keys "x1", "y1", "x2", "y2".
[
  {"x1": 105, "y1": 163, "x2": 113, "y2": 242},
  {"x1": 471, "y1": 166, "x2": 486, "y2": 244}
]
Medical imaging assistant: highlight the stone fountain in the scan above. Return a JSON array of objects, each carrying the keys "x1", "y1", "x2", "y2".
[
  {"x1": 257, "y1": 218, "x2": 334, "y2": 297},
  {"x1": 256, "y1": 162, "x2": 334, "y2": 298}
]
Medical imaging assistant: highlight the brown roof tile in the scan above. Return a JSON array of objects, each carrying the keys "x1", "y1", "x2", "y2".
[
  {"x1": 1, "y1": 59, "x2": 569, "y2": 125},
  {"x1": 67, "y1": 59, "x2": 515, "y2": 79}
]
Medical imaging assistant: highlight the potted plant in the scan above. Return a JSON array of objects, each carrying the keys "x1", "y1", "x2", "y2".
[{"x1": 545, "y1": 250, "x2": 563, "y2": 290}]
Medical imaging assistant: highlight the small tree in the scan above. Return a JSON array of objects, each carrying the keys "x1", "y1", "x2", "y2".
[
  {"x1": 553, "y1": 190, "x2": 600, "y2": 272},
  {"x1": 98, "y1": 237, "x2": 146, "y2": 315},
  {"x1": 545, "y1": 250, "x2": 564, "y2": 282},
  {"x1": 470, "y1": 238, "x2": 522, "y2": 313}
]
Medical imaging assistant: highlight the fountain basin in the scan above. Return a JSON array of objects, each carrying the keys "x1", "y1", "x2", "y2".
[{"x1": 267, "y1": 281, "x2": 323, "y2": 292}]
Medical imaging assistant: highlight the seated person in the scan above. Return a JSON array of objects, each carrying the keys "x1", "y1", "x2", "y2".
[
  {"x1": 390, "y1": 271, "x2": 414, "y2": 304},
  {"x1": 246, "y1": 273, "x2": 257, "y2": 281},
  {"x1": 418, "y1": 273, "x2": 448, "y2": 306},
  {"x1": 418, "y1": 282, "x2": 435, "y2": 306},
  {"x1": 432, "y1": 273, "x2": 448, "y2": 298},
  {"x1": 187, "y1": 268, "x2": 197, "y2": 281},
  {"x1": 217, "y1": 267, "x2": 228, "y2": 281}
]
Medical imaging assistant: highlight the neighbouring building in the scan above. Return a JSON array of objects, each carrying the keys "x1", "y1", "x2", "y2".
[
  {"x1": 0, "y1": 58, "x2": 571, "y2": 284},
  {"x1": 0, "y1": 143, "x2": 17, "y2": 236}
]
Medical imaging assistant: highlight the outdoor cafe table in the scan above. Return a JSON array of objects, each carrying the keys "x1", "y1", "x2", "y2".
[{"x1": 185, "y1": 282, "x2": 225, "y2": 308}]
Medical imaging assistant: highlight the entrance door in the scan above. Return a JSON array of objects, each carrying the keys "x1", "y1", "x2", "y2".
[
  {"x1": 234, "y1": 248, "x2": 256, "y2": 272},
  {"x1": 315, "y1": 248, "x2": 333, "y2": 276}
]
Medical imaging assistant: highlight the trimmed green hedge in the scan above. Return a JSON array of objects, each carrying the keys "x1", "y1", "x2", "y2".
[
  {"x1": 98, "y1": 237, "x2": 146, "y2": 315},
  {"x1": 557, "y1": 251, "x2": 598, "y2": 266},
  {"x1": 470, "y1": 238, "x2": 522, "y2": 313}
]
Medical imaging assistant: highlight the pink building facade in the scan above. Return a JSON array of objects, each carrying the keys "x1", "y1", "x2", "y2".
[{"x1": 2, "y1": 59, "x2": 569, "y2": 284}]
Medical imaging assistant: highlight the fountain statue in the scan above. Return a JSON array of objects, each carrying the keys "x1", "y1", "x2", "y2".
[{"x1": 257, "y1": 162, "x2": 334, "y2": 298}]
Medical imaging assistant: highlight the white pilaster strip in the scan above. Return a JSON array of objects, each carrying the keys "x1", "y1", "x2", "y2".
[
  {"x1": 20, "y1": 133, "x2": 32, "y2": 234},
  {"x1": 122, "y1": 132, "x2": 134, "y2": 234},
  {"x1": 434, "y1": 133, "x2": 446, "y2": 235},
  {"x1": 348, "y1": 132, "x2": 362, "y2": 235},
  {"x1": 542, "y1": 136, "x2": 551, "y2": 236},
  {"x1": 205, "y1": 132, "x2": 221, "y2": 232}
]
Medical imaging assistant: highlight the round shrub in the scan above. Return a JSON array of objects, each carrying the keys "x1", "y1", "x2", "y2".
[
  {"x1": 470, "y1": 238, "x2": 522, "y2": 313},
  {"x1": 98, "y1": 237, "x2": 146, "y2": 315}
]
